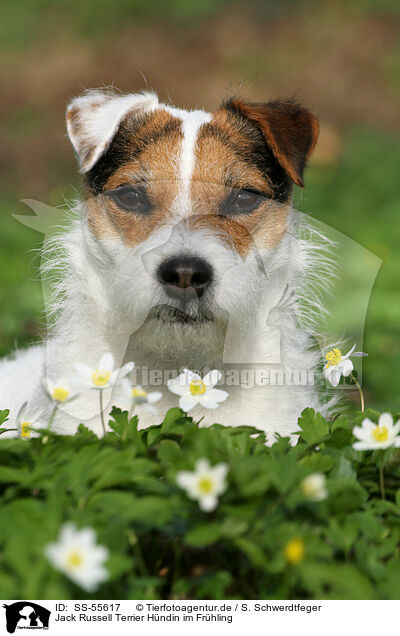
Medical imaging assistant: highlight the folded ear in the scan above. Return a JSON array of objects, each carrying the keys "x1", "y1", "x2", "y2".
[
  {"x1": 66, "y1": 90, "x2": 159, "y2": 173},
  {"x1": 226, "y1": 98, "x2": 319, "y2": 187}
]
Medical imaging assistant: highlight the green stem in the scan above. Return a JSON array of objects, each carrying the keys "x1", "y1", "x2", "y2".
[
  {"x1": 379, "y1": 464, "x2": 386, "y2": 500},
  {"x1": 350, "y1": 373, "x2": 365, "y2": 412},
  {"x1": 48, "y1": 405, "x2": 58, "y2": 430},
  {"x1": 99, "y1": 390, "x2": 106, "y2": 436}
]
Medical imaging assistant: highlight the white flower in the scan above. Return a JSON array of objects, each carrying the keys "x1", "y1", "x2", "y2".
[
  {"x1": 44, "y1": 377, "x2": 78, "y2": 403},
  {"x1": 17, "y1": 406, "x2": 46, "y2": 440},
  {"x1": 353, "y1": 413, "x2": 400, "y2": 450},
  {"x1": 301, "y1": 472, "x2": 328, "y2": 501},
  {"x1": 74, "y1": 353, "x2": 134, "y2": 390},
  {"x1": 116, "y1": 379, "x2": 162, "y2": 415},
  {"x1": 44, "y1": 523, "x2": 109, "y2": 592},
  {"x1": 323, "y1": 343, "x2": 367, "y2": 387},
  {"x1": 167, "y1": 369, "x2": 228, "y2": 411},
  {"x1": 176, "y1": 458, "x2": 229, "y2": 511}
]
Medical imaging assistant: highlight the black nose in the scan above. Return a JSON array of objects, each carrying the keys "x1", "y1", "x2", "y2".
[{"x1": 158, "y1": 256, "x2": 213, "y2": 299}]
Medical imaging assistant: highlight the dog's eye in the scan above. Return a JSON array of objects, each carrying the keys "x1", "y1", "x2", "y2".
[
  {"x1": 220, "y1": 189, "x2": 263, "y2": 216},
  {"x1": 106, "y1": 185, "x2": 150, "y2": 214}
]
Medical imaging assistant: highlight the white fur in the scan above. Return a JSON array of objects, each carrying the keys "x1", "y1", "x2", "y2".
[
  {"x1": 67, "y1": 90, "x2": 159, "y2": 172},
  {"x1": 0, "y1": 91, "x2": 334, "y2": 442},
  {"x1": 164, "y1": 106, "x2": 212, "y2": 219}
]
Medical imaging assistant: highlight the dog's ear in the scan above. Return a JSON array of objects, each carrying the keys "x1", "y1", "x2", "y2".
[
  {"x1": 225, "y1": 98, "x2": 319, "y2": 187},
  {"x1": 66, "y1": 90, "x2": 159, "y2": 173}
]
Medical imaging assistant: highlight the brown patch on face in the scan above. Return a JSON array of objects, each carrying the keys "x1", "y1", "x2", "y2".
[
  {"x1": 85, "y1": 100, "x2": 305, "y2": 255},
  {"x1": 188, "y1": 109, "x2": 291, "y2": 257},
  {"x1": 187, "y1": 185, "x2": 290, "y2": 257},
  {"x1": 193, "y1": 109, "x2": 274, "y2": 195},
  {"x1": 86, "y1": 109, "x2": 183, "y2": 246}
]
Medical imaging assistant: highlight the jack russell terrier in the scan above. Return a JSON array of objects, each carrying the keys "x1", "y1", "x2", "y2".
[{"x1": 0, "y1": 89, "x2": 333, "y2": 442}]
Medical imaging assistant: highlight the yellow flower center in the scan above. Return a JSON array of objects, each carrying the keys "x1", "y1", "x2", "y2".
[
  {"x1": 66, "y1": 550, "x2": 84, "y2": 568},
  {"x1": 131, "y1": 387, "x2": 147, "y2": 398},
  {"x1": 198, "y1": 477, "x2": 214, "y2": 494},
  {"x1": 284, "y1": 538, "x2": 305, "y2": 565},
  {"x1": 325, "y1": 348, "x2": 342, "y2": 367},
  {"x1": 91, "y1": 369, "x2": 111, "y2": 387},
  {"x1": 372, "y1": 426, "x2": 389, "y2": 442},
  {"x1": 52, "y1": 387, "x2": 69, "y2": 402},
  {"x1": 190, "y1": 379, "x2": 207, "y2": 396},
  {"x1": 21, "y1": 422, "x2": 32, "y2": 438}
]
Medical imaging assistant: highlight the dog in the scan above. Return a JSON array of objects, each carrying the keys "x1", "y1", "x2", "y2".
[{"x1": 0, "y1": 89, "x2": 332, "y2": 442}]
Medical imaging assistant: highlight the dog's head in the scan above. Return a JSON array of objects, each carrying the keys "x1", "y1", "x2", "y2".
[{"x1": 66, "y1": 90, "x2": 318, "y2": 353}]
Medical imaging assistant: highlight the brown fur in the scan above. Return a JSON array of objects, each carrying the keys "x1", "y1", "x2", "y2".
[
  {"x1": 228, "y1": 98, "x2": 319, "y2": 187},
  {"x1": 86, "y1": 109, "x2": 183, "y2": 245},
  {"x1": 86, "y1": 99, "x2": 315, "y2": 255}
]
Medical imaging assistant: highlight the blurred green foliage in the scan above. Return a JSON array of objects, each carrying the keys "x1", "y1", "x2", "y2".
[
  {"x1": 296, "y1": 129, "x2": 400, "y2": 410},
  {"x1": 1, "y1": 406, "x2": 400, "y2": 599}
]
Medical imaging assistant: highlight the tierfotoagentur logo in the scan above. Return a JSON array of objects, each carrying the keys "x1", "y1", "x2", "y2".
[{"x1": 3, "y1": 602, "x2": 51, "y2": 633}]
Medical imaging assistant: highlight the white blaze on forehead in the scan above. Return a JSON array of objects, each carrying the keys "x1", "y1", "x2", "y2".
[{"x1": 164, "y1": 106, "x2": 212, "y2": 217}]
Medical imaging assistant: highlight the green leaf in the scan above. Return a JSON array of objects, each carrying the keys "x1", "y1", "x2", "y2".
[
  {"x1": 0, "y1": 409, "x2": 10, "y2": 426},
  {"x1": 0, "y1": 465, "x2": 31, "y2": 484},
  {"x1": 300, "y1": 562, "x2": 375, "y2": 599},
  {"x1": 161, "y1": 407, "x2": 186, "y2": 431},
  {"x1": 185, "y1": 522, "x2": 221, "y2": 547},
  {"x1": 331, "y1": 415, "x2": 351, "y2": 432},
  {"x1": 330, "y1": 455, "x2": 357, "y2": 481},
  {"x1": 325, "y1": 427, "x2": 353, "y2": 448},
  {"x1": 76, "y1": 423, "x2": 98, "y2": 440},
  {"x1": 297, "y1": 408, "x2": 330, "y2": 445},
  {"x1": 234, "y1": 537, "x2": 268, "y2": 569},
  {"x1": 157, "y1": 439, "x2": 181, "y2": 465},
  {"x1": 299, "y1": 452, "x2": 336, "y2": 473}
]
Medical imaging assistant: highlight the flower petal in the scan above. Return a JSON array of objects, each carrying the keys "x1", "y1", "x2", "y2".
[
  {"x1": 196, "y1": 395, "x2": 220, "y2": 409},
  {"x1": 379, "y1": 412, "x2": 393, "y2": 431},
  {"x1": 59, "y1": 522, "x2": 78, "y2": 543},
  {"x1": 167, "y1": 374, "x2": 188, "y2": 396},
  {"x1": 342, "y1": 343, "x2": 357, "y2": 359},
  {"x1": 203, "y1": 370, "x2": 222, "y2": 388},
  {"x1": 206, "y1": 388, "x2": 229, "y2": 403},
  {"x1": 179, "y1": 395, "x2": 198, "y2": 412},
  {"x1": 212, "y1": 463, "x2": 229, "y2": 482},
  {"x1": 183, "y1": 369, "x2": 201, "y2": 383},
  {"x1": 99, "y1": 353, "x2": 114, "y2": 372},
  {"x1": 199, "y1": 495, "x2": 218, "y2": 512},
  {"x1": 340, "y1": 359, "x2": 354, "y2": 377},
  {"x1": 77, "y1": 527, "x2": 97, "y2": 547},
  {"x1": 360, "y1": 418, "x2": 376, "y2": 432},
  {"x1": 75, "y1": 362, "x2": 93, "y2": 377},
  {"x1": 353, "y1": 441, "x2": 373, "y2": 451},
  {"x1": 324, "y1": 366, "x2": 341, "y2": 387},
  {"x1": 391, "y1": 420, "x2": 400, "y2": 436},
  {"x1": 195, "y1": 459, "x2": 211, "y2": 473},
  {"x1": 176, "y1": 471, "x2": 198, "y2": 496}
]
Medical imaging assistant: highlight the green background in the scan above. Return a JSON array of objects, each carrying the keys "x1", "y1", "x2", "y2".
[{"x1": 0, "y1": 0, "x2": 399, "y2": 410}]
